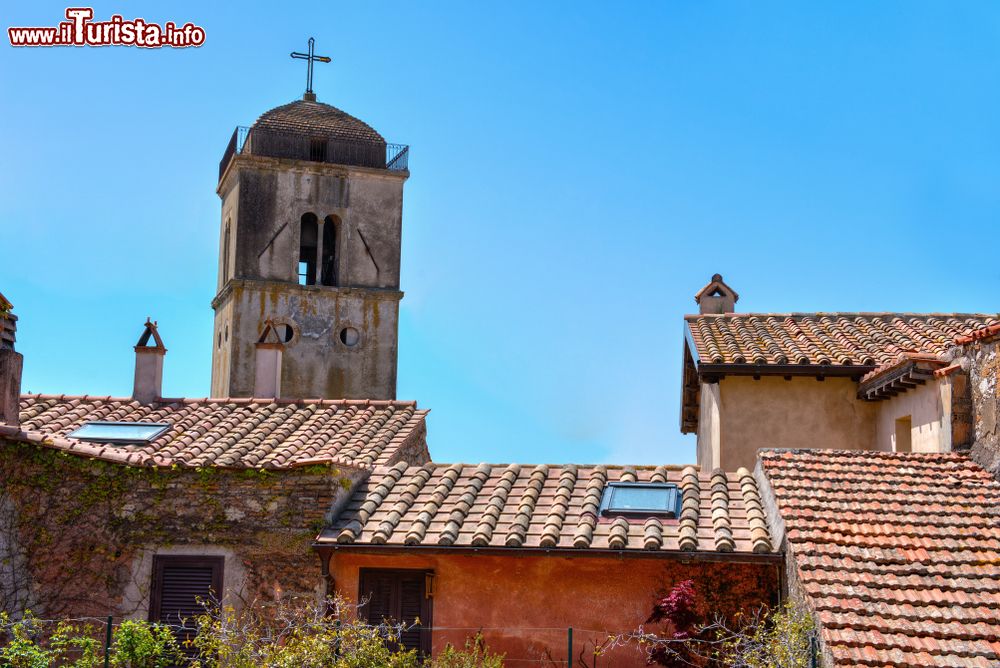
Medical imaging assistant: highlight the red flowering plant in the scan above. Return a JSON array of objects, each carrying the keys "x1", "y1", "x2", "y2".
[
  {"x1": 642, "y1": 580, "x2": 705, "y2": 667},
  {"x1": 601, "y1": 580, "x2": 816, "y2": 668}
]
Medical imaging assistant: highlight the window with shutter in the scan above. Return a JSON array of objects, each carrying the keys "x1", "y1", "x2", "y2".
[
  {"x1": 358, "y1": 569, "x2": 433, "y2": 658},
  {"x1": 149, "y1": 555, "x2": 224, "y2": 655}
]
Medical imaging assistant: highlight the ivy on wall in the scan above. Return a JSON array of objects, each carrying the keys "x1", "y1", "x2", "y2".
[{"x1": 0, "y1": 441, "x2": 355, "y2": 618}]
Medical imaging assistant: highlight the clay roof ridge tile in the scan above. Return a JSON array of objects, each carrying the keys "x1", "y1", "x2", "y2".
[
  {"x1": 337, "y1": 460, "x2": 409, "y2": 544},
  {"x1": 404, "y1": 463, "x2": 462, "y2": 545},
  {"x1": 539, "y1": 465, "x2": 579, "y2": 548},
  {"x1": 472, "y1": 463, "x2": 522, "y2": 547},
  {"x1": 505, "y1": 465, "x2": 549, "y2": 548},
  {"x1": 438, "y1": 463, "x2": 493, "y2": 546},
  {"x1": 607, "y1": 516, "x2": 630, "y2": 550}
]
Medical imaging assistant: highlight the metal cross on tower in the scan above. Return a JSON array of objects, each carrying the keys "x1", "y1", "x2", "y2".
[{"x1": 290, "y1": 37, "x2": 331, "y2": 99}]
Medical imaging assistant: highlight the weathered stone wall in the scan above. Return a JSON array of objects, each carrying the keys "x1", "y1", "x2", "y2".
[
  {"x1": 968, "y1": 338, "x2": 1000, "y2": 476},
  {"x1": 949, "y1": 369, "x2": 974, "y2": 450},
  {"x1": 224, "y1": 159, "x2": 405, "y2": 290},
  {"x1": 0, "y1": 440, "x2": 363, "y2": 619},
  {"x1": 212, "y1": 281, "x2": 401, "y2": 399}
]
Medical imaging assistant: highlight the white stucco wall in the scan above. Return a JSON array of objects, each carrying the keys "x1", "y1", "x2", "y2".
[{"x1": 874, "y1": 377, "x2": 951, "y2": 453}]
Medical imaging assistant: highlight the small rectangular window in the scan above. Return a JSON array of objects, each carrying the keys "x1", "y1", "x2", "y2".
[
  {"x1": 895, "y1": 416, "x2": 912, "y2": 453},
  {"x1": 309, "y1": 138, "x2": 328, "y2": 162},
  {"x1": 68, "y1": 421, "x2": 170, "y2": 444},
  {"x1": 600, "y1": 482, "x2": 680, "y2": 518}
]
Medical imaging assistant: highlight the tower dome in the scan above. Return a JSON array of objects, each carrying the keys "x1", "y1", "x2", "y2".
[{"x1": 252, "y1": 99, "x2": 384, "y2": 144}]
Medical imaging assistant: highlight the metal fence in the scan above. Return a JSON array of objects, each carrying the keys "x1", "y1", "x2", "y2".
[
  {"x1": 0, "y1": 618, "x2": 616, "y2": 667},
  {"x1": 1, "y1": 616, "x2": 814, "y2": 667},
  {"x1": 218, "y1": 126, "x2": 409, "y2": 179}
]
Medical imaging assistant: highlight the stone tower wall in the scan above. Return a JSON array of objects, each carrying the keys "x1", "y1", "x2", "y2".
[{"x1": 211, "y1": 155, "x2": 407, "y2": 399}]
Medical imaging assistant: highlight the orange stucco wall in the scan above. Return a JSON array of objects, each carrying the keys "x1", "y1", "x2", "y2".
[{"x1": 326, "y1": 550, "x2": 781, "y2": 667}]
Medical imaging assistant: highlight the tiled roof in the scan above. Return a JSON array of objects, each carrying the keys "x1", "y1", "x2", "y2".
[
  {"x1": 759, "y1": 449, "x2": 1000, "y2": 668},
  {"x1": 956, "y1": 322, "x2": 1000, "y2": 346},
  {"x1": 253, "y1": 100, "x2": 384, "y2": 143},
  {"x1": 686, "y1": 313, "x2": 998, "y2": 368},
  {"x1": 4, "y1": 394, "x2": 427, "y2": 470},
  {"x1": 856, "y1": 352, "x2": 949, "y2": 402},
  {"x1": 321, "y1": 463, "x2": 774, "y2": 554}
]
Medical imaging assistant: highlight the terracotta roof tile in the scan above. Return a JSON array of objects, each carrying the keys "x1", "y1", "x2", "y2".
[
  {"x1": 323, "y1": 463, "x2": 774, "y2": 554},
  {"x1": 686, "y1": 313, "x2": 998, "y2": 368},
  {"x1": 760, "y1": 449, "x2": 1000, "y2": 667},
  {"x1": 955, "y1": 322, "x2": 1000, "y2": 346},
  {"x1": 253, "y1": 99, "x2": 384, "y2": 143},
  {"x1": 5, "y1": 394, "x2": 427, "y2": 470}
]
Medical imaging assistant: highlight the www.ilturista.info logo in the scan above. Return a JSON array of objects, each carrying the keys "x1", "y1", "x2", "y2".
[{"x1": 8, "y1": 7, "x2": 205, "y2": 48}]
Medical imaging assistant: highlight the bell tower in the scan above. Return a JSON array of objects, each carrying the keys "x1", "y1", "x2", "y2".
[{"x1": 211, "y1": 75, "x2": 409, "y2": 399}]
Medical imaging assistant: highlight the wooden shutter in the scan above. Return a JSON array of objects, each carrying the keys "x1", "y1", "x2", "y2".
[
  {"x1": 149, "y1": 556, "x2": 223, "y2": 626},
  {"x1": 149, "y1": 556, "x2": 223, "y2": 664},
  {"x1": 359, "y1": 569, "x2": 433, "y2": 657},
  {"x1": 397, "y1": 575, "x2": 426, "y2": 654}
]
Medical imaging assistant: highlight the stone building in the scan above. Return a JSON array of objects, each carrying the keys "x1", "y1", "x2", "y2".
[
  {"x1": 681, "y1": 274, "x2": 997, "y2": 470},
  {"x1": 211, "y1": 96, "x2": 410, "y2": 400}
]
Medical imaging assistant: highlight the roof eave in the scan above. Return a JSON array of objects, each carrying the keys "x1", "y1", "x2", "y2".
[
  {"x1": 857, "y1": 357, "x2": 948, "y2": 402},
  {"x1": 313, "y1": 542, "x2": 783, "y2": 565},
  {"x1": 695, "y1": 363, "x2": 875, "y2": 381},
  {"x1": 680, "y1": 325, "x2": 701, "y2": 434}
]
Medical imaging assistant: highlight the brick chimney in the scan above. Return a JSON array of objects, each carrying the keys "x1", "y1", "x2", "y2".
[
  {"x1": 695, "y1": 274, "x2": 739, "y2": 314},
  {"x1": 0, "y1": 293, "x2": 23, "y2": 426},
  {"x1": 133, "y1": 319, "x2": 166, "y2": 404},
  {"x1": 253, "y1": 320, "x2": 284, "y2": 398}
]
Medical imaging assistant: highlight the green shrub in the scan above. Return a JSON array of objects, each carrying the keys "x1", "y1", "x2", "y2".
[
  {"x1": 109, "y1": 620, "x2": 182, "y2": 668},
  {"x1": 0, "y1": 613, "x2": 52, "y2": 668},
  {"x1": 717, "y1": 602, "x2": 815, "y2": 668},
  {"x1": 47, "y1": 621, "x2": 102, "y2": 668},
  {"x1": 0, "y1": 598, "x2": 445, "y2": 668},
  {"x1": 188, "y1": 596, "x2": 419, "y2": 668},
  {"x1": 427, "y1": 633, "x2": 504, "y2": 668}
]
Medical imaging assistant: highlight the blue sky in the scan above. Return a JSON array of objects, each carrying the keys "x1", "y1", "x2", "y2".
[{"x1": 2, "y1": 2, "x2": 998, "y2": 465}]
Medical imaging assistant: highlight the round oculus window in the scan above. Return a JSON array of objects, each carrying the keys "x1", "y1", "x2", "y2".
[{"x1": 339, "y1": 327, "x2": 360, "y2": 347}]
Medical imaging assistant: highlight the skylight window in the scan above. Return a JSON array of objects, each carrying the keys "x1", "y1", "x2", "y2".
[
  {"x1": 599, "y1": 482, "x2": 680, "y2": 518},
  {"x1": 68, "y1": 422, "x2": 170, "y2": 444}
]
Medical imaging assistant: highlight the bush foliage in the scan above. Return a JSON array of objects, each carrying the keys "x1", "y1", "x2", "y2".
[
  {"x1": 0, "y1": 599, "x2": 505, "y2": 668},
  {"x1": 606, "y1": 580, "x2": 816, "y2": 668},
  {"x1": 2, "y1": 587, "x2": 808, "y2": 668}
]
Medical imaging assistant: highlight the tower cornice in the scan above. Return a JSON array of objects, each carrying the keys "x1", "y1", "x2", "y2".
[
  {"x1": 218, "y1": 146, "x2": 409, "y2": 195},
  {"x1": 211, "y1": 279, "x2": 404, "y2": 311}
]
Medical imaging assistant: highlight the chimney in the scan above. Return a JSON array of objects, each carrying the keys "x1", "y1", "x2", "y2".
[
  {"x1": 254, "y1": 320, "x2": 284, "y2": 398},
  {"x1": 694, "y1": 273, "x2": 739, "y2": 315},
  {"x1": 0, "y1": 293, "x2": 23, "y2": 426},
  {"x1": 133, "y1": 319, "x2": 166, "y2": 404}
]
